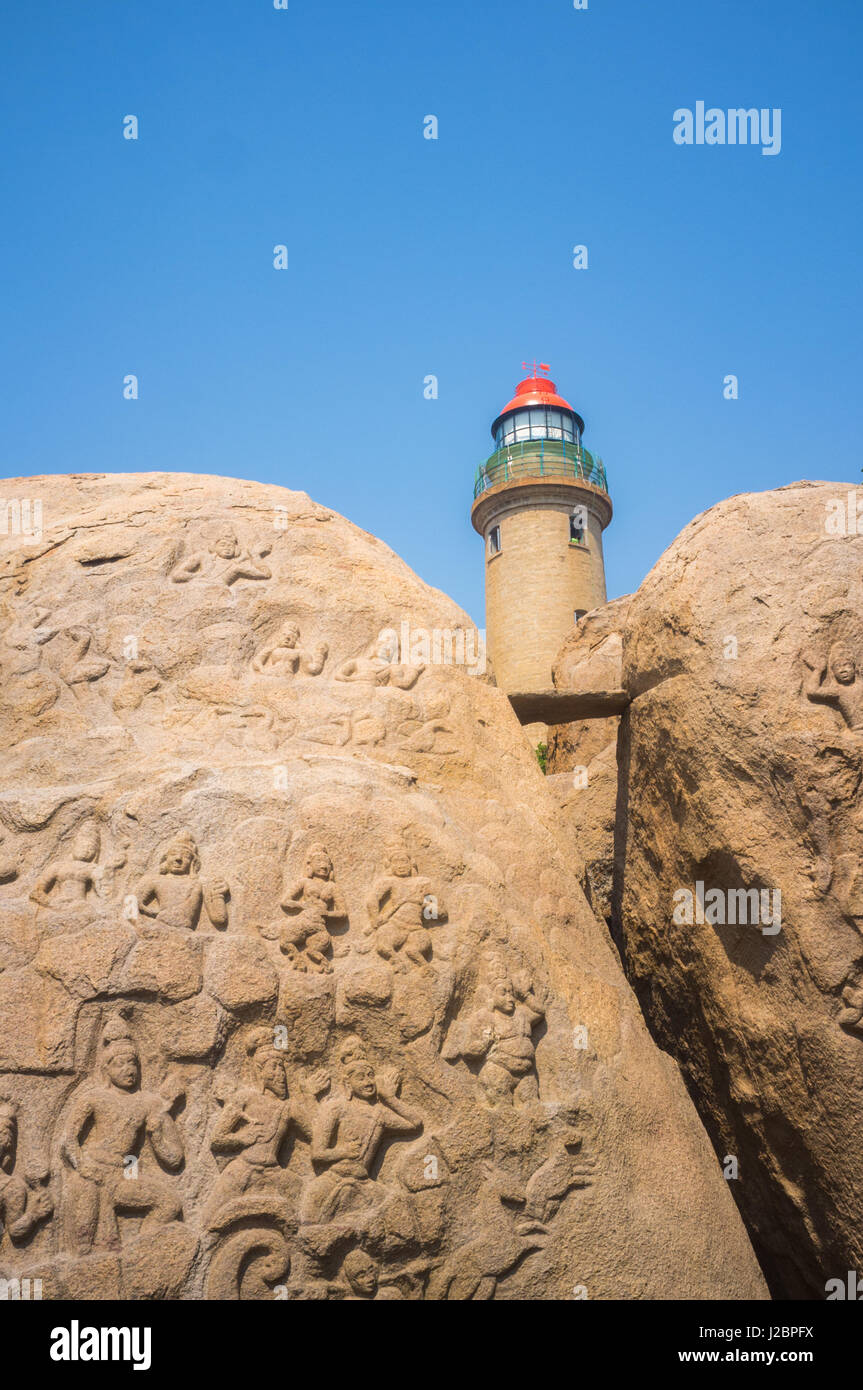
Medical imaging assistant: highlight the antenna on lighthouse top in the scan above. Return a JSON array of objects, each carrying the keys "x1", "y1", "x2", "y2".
[{"x1": 521, "y1": 360, "x2": 552, "y2": 379}]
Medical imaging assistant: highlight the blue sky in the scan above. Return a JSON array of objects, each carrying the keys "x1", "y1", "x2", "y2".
[{"x1": 1, "y1": 0, "x2": 860, "y2": 624}]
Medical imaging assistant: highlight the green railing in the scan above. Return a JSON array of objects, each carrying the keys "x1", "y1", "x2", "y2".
[{"x1": 473, "y1": 439, "x2": 608, "y2": 499}]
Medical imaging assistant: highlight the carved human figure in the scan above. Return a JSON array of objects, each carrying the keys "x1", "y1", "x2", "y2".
[
  {"x1": 61, "y1": 626, "x2": 111, "y2": 685},
  {"x1": 364, "y1": 846, "x2": 444, "y2": 972},
  {"x1": 59, "y1": 1013, "x2": 184, "y2": 1254},
  {"x1": 134, "y1": 831, "x2": 229, "y2": 931},
  {"x1": 252, "y1": 621, "x2": 328, "y2": 678},
  {"x1": 443, "y1": 961, "x2": 545, "y2": 1107},
  {"x1": 804, "y1": 643, "x2": 863, "y2": 731},
  {"x1": 334, "y1": 633, "x2": 423, "y2": 690},
  {"x1": 0, "y1": 1100, "x2": 53, "y2": 1246},
  {"x1": 30, "y1": 823, "x2": 104, "y2": 910},
  {"x1": 340, "y1": 1248, "x2": 405, "y2": 1301},
  {"x1": 204, "y1": 1028, "x2": 327, "y2": 1226},
  {"x1": 275, "y1": 844, "x2": 347, "y2": 973},
  {"x1": 303, "y1": 1056, "x2": 422, "y2": 1225},
  {"x1": 170, "y1": 526, "x2": 272, "y2": 587}
]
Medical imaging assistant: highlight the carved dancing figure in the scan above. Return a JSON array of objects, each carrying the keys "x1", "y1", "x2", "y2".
[
  {"x1": 134, "y1": 830, "x2": 229, "y2": 931},
  {"x1": 443, "y1": 959, "x2": 545, "y2": 1107},
  {"x1": 59, "y1": 1013, "x2": 184, "y2": 1254},
  {"x1": 265, "y1": 843, "x2": 348, "y2": 973},
  {"x1": 804, "y1": 642, "x2": 863, "y2": 731}
]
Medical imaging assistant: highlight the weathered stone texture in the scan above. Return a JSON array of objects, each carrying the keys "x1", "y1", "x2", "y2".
[{"x1": 616, "y1": 482, "x2": 863, "y2": 1296}]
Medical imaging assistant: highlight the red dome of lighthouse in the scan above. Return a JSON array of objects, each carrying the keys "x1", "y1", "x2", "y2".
[{"x1": 491, "y1": 368, "x2": 585, "y2": 441}]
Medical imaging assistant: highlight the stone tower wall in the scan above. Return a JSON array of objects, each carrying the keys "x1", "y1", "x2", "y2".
[{"x1": 475, "y1": 481, "x2": 610, "y2": 692}]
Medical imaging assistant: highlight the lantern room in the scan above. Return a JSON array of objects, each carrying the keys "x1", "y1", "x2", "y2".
[{"x1": 490, "y1": 366, "x2": 585, "y2": 451}]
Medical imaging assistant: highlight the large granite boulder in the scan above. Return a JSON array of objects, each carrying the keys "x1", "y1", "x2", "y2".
[
  {"x1": 616, "y1": 480, "x2": 863, "y2": 1297},
  {"x1": 0, "y1": 472, "x2": 764, "y2": 1299}
]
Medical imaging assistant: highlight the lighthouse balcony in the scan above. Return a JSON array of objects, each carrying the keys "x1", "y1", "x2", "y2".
[{"x1": 473, "y1": 439, "x2": 608, "y2": 500}]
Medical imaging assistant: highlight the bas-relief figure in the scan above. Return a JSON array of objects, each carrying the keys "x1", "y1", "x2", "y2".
[
  {"x1": 252, "y1": 621, "x2": 328, "y2": 678},
  {"x1": 302, "y1": 1052, "x2": 422, "y2": 1226},
  {"x1": 133, "y1": 831, "x2": 230, "y2": 933},
  {"x1": 334, "y1": 633, "x2": 423, "y2": 690},
  {"x1": 837, "y1": 977, "x2": 863, "y2": 1036},
  {"x1": 260, "y1": 843, "x2": 347, "y2": 973},
  {"x1": 1, "y1": 602, "x2": 61, "y2": 715},
  {"x1": 430, "y1": 1168, "x2": 548, "y2": 1301},
  {"x1": 443, "y1": 959, "x2": 545, "y2": 1108},
  {"x1": 30, "y1": 823, "x2": 105, "y2": 911},
  {"x1": 800, "y1": 636, "x2": 863, "y2": 1039},
  {"x1": 59, "y1": 1013, "x2": 184, "y2": 1255},
  {"x1": 204, "y1": 1028, "x2": 327, "y2": 1224},
  {"x1": 364, "y1": 845, "x2": 445, "y2": 973},
  {"x1": 395, "y1": 693, "x2": 459, "y2": 755},
  {"x1": 339, "y1": 1247, "x2": 405, "y2": 1299},
  {"x1": 804, "y1": 642, "x2": 863, "y2": 731},
  {"x1": 112, "y1": 655, "x2": 162, "y2": 713},
  {"x1": 169, "y1": 526, "x2": 272, "y2": 588}
]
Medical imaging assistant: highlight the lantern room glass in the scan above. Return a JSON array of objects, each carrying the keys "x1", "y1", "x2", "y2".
[{"x1": 494, "y1": 408, "x2": 581, "y2": 450}]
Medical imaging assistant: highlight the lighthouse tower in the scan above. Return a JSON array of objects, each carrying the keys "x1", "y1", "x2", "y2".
[{"x1": 471, "y1": 365, "x2": 612, "y2": 695}]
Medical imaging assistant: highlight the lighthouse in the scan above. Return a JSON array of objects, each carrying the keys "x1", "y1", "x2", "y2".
[{"x1": 471, "y1": 364, "x2": 612, "y2": 696}]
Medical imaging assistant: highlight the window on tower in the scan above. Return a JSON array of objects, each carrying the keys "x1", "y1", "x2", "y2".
[
  {"x1": 488, "y1": 525, "x2": 501, "y2": 556},
  {"x1": 569, "y1": 510, "x2": 586, "y2": 544},
  {"x1": 495, "y1": 410, "x2": 581, "y2": 450}
]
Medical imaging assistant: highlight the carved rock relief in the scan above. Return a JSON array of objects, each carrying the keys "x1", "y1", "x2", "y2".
[
  {"x1": 795, "y1": 617, "x2": 863, "y2": 1034},
  {"x1": 0, "y1": 475, "x2": 768, "y2": 1300},
  {"x1": 0, "y1": 797, "x2": 594, "y2": 1299}
]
